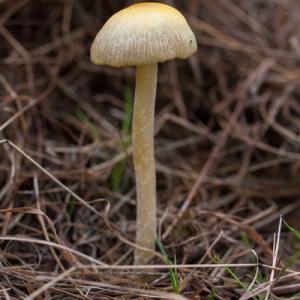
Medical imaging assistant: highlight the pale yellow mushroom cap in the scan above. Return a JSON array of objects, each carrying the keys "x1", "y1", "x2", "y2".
[{"x1": 90, "y1": 2, "x2": 197, "y2": 67}]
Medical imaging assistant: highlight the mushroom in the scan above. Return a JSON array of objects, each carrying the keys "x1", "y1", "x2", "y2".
[{"x1": 90, "y1": 2, "x2": 197, "y2": 264}]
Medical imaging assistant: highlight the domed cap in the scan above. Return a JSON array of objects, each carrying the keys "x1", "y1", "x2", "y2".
[{"x1": 90, "y1": 2, "x2": 197, "y2": 67}]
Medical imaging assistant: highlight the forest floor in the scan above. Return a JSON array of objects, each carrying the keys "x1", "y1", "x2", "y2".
[{"x1": 0, "y1": 0, "x2": 300, "y2": 299}]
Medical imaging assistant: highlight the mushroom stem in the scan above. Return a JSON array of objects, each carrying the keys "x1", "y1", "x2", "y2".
[{"x1": 133, "y1": 63, "x2": 158, "y2": 265}]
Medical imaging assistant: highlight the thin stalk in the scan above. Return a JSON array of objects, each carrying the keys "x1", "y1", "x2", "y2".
[{"x1": 133, "y1": 63, "x2": 158, "y2": 265}]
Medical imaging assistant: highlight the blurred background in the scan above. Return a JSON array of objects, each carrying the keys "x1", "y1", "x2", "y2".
[{"x1": 0, "y1": 0, "x2": 300, "y2": 298}]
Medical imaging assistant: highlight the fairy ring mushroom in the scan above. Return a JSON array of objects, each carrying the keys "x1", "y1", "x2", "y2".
[{"x1": 90, "y1": 2, "x2": 197, "y2": 265}]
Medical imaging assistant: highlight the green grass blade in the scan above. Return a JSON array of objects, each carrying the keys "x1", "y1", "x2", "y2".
[
  {"x1": 283, "y1": 220, "x2": 300, "y2": 240},
  {"x1": 76, "y1": 110, "x2": 100, "y2": 143},
  {"x1": 156, "y1": 238, "x2": 180, "y2": 294},
  {"x1": 110, "y1": 85, "x2": 133, "y2": 191}
]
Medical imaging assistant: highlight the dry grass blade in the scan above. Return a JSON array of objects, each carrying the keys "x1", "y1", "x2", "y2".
[
  {"x1": 264, "y1": 217, "x2": 283, "y2": 300},
  {"x1": 0, "y1": 235, "x2": 106, "y2": 266},
  {"x1": 24, "y1": 266, "x2": 77, "y2": 300},
  {"x1": 0, "y1": 139, "x2": 102, "y2": 217}
]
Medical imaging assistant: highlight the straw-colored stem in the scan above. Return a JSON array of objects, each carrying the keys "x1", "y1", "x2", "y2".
[{"x1": 133, "y1": 63, "x2": 157, "y2": 265}]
